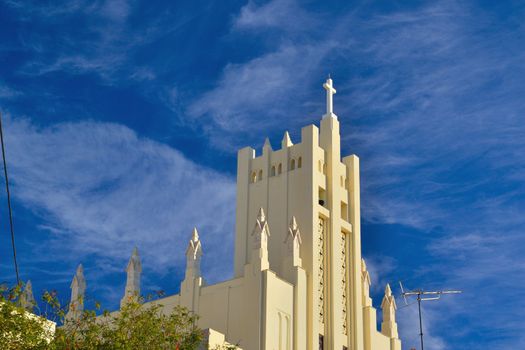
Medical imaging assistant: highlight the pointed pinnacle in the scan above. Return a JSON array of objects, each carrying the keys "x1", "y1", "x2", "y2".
[
  {"x1": 132, "y1": 247, "x2": 139, "y2": 257},
  {"x1": 191, "y1": 227, "x2": 199, "y2": 242},
  {"x1": 385, "y1": 283, "x2": 392, "y2": 296},
  {"x1": 281, "y1": 131, "x2": 293, "y2": 148},
  {"x1": 286, "y1": 216, "x2": 302, "y2": 245},
  {"x1": 26, "y1": 280, "x2": 32, "y2": 289},
  {"x1": 257, "y1": 207, "x2": 266, "y2": 222},
  {"x1": 76, "y1": 264, "x2": 84, "y2": 275},
  {"x1": 290, "y1": 216, "x2": 298, "y2": 230}
]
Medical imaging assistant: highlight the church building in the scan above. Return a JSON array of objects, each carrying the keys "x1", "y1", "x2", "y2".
[{"x1": 66, "y1": 78, "x2": 402, "y2": 350}]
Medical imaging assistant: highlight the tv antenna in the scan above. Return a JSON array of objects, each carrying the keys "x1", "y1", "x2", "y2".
[{"x1": 399, "y1": 281, "x2": 461, "y2": 350}]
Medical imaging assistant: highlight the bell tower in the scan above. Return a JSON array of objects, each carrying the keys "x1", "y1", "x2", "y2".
[{"x1": 233, "y1": 77, "x2": 366, "y2": 349}]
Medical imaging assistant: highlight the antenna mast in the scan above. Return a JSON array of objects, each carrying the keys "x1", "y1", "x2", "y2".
[{"x1": 399, "y1": 282, "x2": 461, "y2": 350}]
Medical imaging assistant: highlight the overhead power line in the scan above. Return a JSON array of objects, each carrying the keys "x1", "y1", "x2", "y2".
[{"x1": 0, "y1": 112, "x2": 20, "y2": 285}]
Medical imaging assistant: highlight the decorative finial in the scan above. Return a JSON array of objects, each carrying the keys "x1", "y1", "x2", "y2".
[
  {"x1": 285, "y1": 216, "x2": 302, "y2": 244},
  {"x1": 20, "y1": 280, "x2": 36, "y2": 311},
  {"x1": 121, "y1": 248, "x2": 142, "y2": 308},
  {"x1": 191, "y1": 227, "x2": 199, "y2": 242},
  {"x1": 252, "y1": 207, "x2": 270, "y2": 243},
  {"x1": 281, "y1": 131, "x2": 293, "y2": 148},
  {"x1": 184, "y1": 227, "x2": 203, "y2": 279},
  {"x1": 381, "y1": 283, "x2": 399, "y2": 338},
  {"x1": 251, "y1": 208, "x2": 271, "y2": 270},
  {"x1": 186, "y1": 228, "x2": 202, "y2": 260},
  {"x1": 126, "y1": 247, "x2": 142, "y2": 272},
  {"x1": 263, "y1": 137, "x2": 272, "y2": 153},
  {"x1": 257, "y1": 207, "x2": 266, "y2": 223},
  {"x1": 284, "y1": 216, "x2": 302, "y2": 267},
  {"x1": 66, "y1": 263, "x2": 86, "y2": 321},
  {"x1": 385, "y1": 283, "x2": 392, "y2": 296}
]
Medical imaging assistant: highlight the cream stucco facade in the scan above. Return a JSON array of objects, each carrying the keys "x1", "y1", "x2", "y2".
[{"x1": 67, "y1": 78, "x2": 402, "y2": 350}]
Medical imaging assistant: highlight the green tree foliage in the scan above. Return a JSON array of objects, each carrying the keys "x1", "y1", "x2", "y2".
[
  {"x1": 0, "y1": 284, "x2": 53, "y2": 350},
  {"x1": 53, "y1": 300, "x2": 202, "y2": 349},
  {"x1": 1, "y1": 284, "x2": 203, "y2": 350}
]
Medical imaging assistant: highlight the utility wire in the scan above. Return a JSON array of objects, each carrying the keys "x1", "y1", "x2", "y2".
[{"x1": 0, "y1": 112, "x2": 20, "y2": 285}]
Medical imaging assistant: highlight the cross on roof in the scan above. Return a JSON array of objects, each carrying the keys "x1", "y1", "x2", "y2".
[{"x1": 323, "y1": 76, "x2": 337, "y2": 115}]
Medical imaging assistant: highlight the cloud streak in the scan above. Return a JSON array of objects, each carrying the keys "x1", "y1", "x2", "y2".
[
  {"x1": 200, "y1": 1, "x2": 525, "y2": 348},
  {"x1": 1, "y1": 0, "x2": 524, "y2": 347},
  {"x1": 3, "y1": 114, "x2": 236, "y2": 290}
]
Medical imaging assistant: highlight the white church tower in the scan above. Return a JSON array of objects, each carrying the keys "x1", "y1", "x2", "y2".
[
  {"x1": 72, "y1": 78, "x2": 401, "y2": 350},
  {"x1": 231, "y1": 77, "x2": 401, "y2": 350}
]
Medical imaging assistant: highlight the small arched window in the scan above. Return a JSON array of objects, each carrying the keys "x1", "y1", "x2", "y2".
[
  {"x1": 251, "y1": 171, "x2": 257, "y2": 183},
  {"x1": 298, "y1": 157, "x2": 302, "y2": 168},
  {"x1": 290, "y1": 159, "x2": 295, "y2": 170},
  {"x1": 278, "y1": 163, "x2": 282, "y2": 174},
  {"x1": 258, "y1": 169, "x2": 263, "y2": 180},
  {"x1": 271, "y1": 166, "x2": 276, "y2": 176}
]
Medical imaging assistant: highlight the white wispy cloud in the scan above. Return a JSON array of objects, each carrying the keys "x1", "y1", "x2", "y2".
[
  {"x1": 363, "y1": 254, "x2": 398, "y2": 296},
  {"x1": 198, "y1": 0, "x2": 525, "y2": 347},
  {"x1": 3, "y1": 114, "x2": 236, "y2": 290},
  {"x1": 348, "y1": 3, "x2": 524, "y2": 346},
  {"x1": 2, "y1": 0, "x2": 524, "y2": 346},
  {"x1": 187, "y1": 0, "x2": 338, "y2": 149},
  {"x1": 233, "y1": 0, "x2": 313, "y2": 32},
  {"x1": 0, "y1": 84, "x2": 21, "y2": 99},
  {"x1": 365, "y1": 255, "x2": 448, "y2": 349},
  {"x1": 187, "y1": 42, "x2": 336, "y2": 148},
  {"x1": 397, "y1": 300, "x2": 447, "y2": 350},
  {"x1": 7, "y1": 0, "x2": 168, "y2": 84}
]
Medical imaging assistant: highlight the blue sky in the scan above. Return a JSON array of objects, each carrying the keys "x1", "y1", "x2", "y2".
[{"x1": 0, "y1": 0, "x2": 524, "y2": 348}]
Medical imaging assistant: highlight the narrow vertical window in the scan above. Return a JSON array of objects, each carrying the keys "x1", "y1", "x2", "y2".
[
  {"x1": 341, "y1": 202, "x2": 348, "y2": 221},
  {"x1": 278, "y1": 163, "x2": 282, "y2": 174},
  {"x1": 251, "y1": 171, "x2": 257, "y2": 183},
  {"x1": 298, "y1": 157, "x2": 302, "y2": 168},
  {"x1": 319, "y1": 187, "x2": 326, "y2": 207},
  {"x1": 258, "y1": 169, "x2": 263, "y2": 180},
  {"x1": 290, "y1": 159, "x2": 295, "y2": 170},
  {"x1": 271, "y1": 166, "x2": 276, "y2": 176}
]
